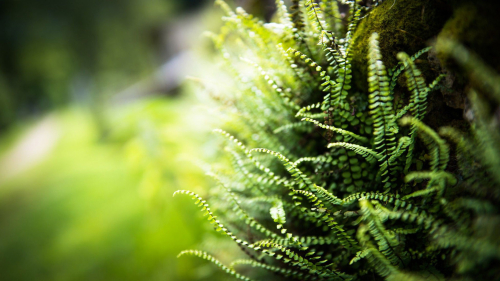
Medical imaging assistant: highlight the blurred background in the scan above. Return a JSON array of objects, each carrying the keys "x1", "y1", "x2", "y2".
[
  {"x1": 0, "y1": 0, "x2": 214, "y2": 280},
  {"x1": 0, "y1": 0, "x2": 279, "y2": 279}
]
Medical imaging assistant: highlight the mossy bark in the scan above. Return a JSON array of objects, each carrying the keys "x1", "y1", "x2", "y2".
[
  {"x1": 350, "y1": 0, "x2": 500, "y2": 126},
  {"x1": 351, "y1": 0, "x2": 450, "y2": 93},
  {"x1": 348, "y1": 0, "x2": 500, "y2": 175}
]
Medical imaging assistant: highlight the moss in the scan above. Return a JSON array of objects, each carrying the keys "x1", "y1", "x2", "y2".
[{"x1": 351, "y1": 0, "x2": 450, "y2": 92}]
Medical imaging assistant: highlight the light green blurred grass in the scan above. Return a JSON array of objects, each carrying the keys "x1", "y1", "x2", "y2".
[{"x1": 0, "y1": 98, "x2": 217, "y2": 280}]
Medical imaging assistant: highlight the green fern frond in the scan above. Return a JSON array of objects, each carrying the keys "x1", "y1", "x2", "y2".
[
  {"x1": 250, "y1": 148, "x2": 315, "y2": 191},
  {"x1": 342, "y1": 192, "x2": 405, "y2": 207},
  {"x1": 287, "y1": 48, "x2": 334, "y2": 95},
  {"x1": 214, "y1": 129, "x2": 291, "y2": 185},
  {"x1": 293, "y1": 189, "x2": 357, "y2": 249},
  {"x1": 319, "y1": 0, "x2": 342, "y2": 36},
  {"x1": 396, "y1": 52, "x2": 428, "y2": 122},
  {"x1": 230, "y1": 259, "x2": 304, "y2": 278},
  {"x1": 386, "y1": 136, "x2": 411, "y2": 166},
  {"x1": 400, "y1": 117, "x2": 450, "y2": 171},
  {"x1": 350, "y1": 249, "x2": 369, "y2": 265},
  {"x1": 270, "y1": 199, "x2": 287, "y2": 225},
  {"x1": 396, "y1": 51, "x2": 432, "y2": 174},
  {"x1": 327, "y1": 142, "x2": 381, "y2": 163},
  {"x1": 173, "y1": 190, "x2": 255, "y2": 246},
  {"x1": 312, "y1": 183, "x2": 343, "y2": 206},
  {"x1": 293, "y1": 154, "x2": 331, "y2": 166},
  {"x1": 302, "y1": 117, "x2": 369, "y2": 143},
  {"x1": 305, "y1": 0, "x2": 327, "y2": 34},
  {"x1": 367, "y1": 32, "x2": 397, "y2": 185},
  {"x1": 253, "y1": 240, "x2": 352, "y2": 279},
  {"x1": 356, "y1": 224, "x2": 401, "y2": 278},
  {"x1": 207, "y1": 173, "x2": 283, "y2": 238},
  {"x1": 273, "y1": 121, "x2": 311, "y2": 134},
  {"x1": 273, "y1": 0, "x2": 293, "y2": 29},
  {"x1": 389, "y1": 46, "x2": 431, "y2": 92},
  {"x1": 295, "y1": 102, "x2": 324, "y2": 118},
  {"x1": 404, "y1": 171, "x2": 456, "y2": 186},
  {"x1": 178, "y1": 250, "x2": 253, "y2": 281},
  {"x1": 359, "y1": 200, "x2": 403, "y2": 266}
]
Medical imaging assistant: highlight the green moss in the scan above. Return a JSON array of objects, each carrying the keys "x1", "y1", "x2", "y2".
[{"x1": 351, "y1": 0, "x2": 450, "y2": 92}]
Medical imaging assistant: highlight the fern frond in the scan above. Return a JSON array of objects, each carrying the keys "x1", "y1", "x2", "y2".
[
  {"x1": 367, "y1": 32, "x2": 397, "y2": 186},
  {"x1": 290, "y1": 0, "x2": 306, "y2": 33},
  {"x1": 404, "y1": 171, "x2": 457, "y2": 186},
  {"x1": 342, "y1": 192, "x2": 409, "y2": 209},
  {"x1": 302, "y1": 117, "x2": 369, "y2": 143},
  {"x1": 395, "y1": 74, "x2": 443, "y2": 120},
  {"x1": 277, "y1": 43, "x2": 311, "y2": 83},
  {"x1": 427, "y1": 74, "x2": 445, "y2": 92},
  {"x1": 327, "y1": 142, "x2": 381, "y2": 163},
  {"x1": 240, "y1": 57, "x2": 301, "y2": 110},
  {"x1": 389, "y1": 46, "x2": 431, "y2": 92},
  {"x1": 207, "y1": 172, "x2": 284, "y2": 238},
  {"x1": 376, "y1": 204, "x2": 440, "y2": 232},
  {"x1": 305, "y1": 0, "x2": 326, "y2": 33},
  {"x1": 397, "y1": 52, "x2": 428, "y2": 122},
  {"x1": 400, "y1": 117, "x2": 450, "y2": 171},
  {"x1": 291, "y1": 188, "x2": 357, "y2": 249},
  {"x1": 299, "y1": 235, "x2": 337, "y2": 246},
  {"x1": 402, "y1": 186, "x2": 442, "y2": 200},
  {"x1": 387, "y1": 136, "x2": 411, "y2": 166},
  {"x1": 230, "y1": 259, "x2": 304, "y2": 278},
  {"x1": 344, "y1": 1, "x2": 360, "y2": 51},
  {"x1": 350, "y1": 249, "x2": 369, "y2": 264},
  {"x1": 287, "y1": 47, "x2": 334, "y2": 97},
  {"x1": 252, "y1": 240, "x2": 352, "y2": 278},
  {"x1": 295, "y1": 102, "x2": 324, "y2": 118},
  {"x1": 173, "y1": 190, "x2": 254, "y2": 245},
  {"x1": 320, "y1": 0, "x2": 342, "y2": 36},
  {"x1": 270, "y1": 199, "x2": 287, "y2": 225},
  {"x1": 293, "y1": 154, "x2": 332, "y2": 166},
  {"x1": 214, "y1": 129, "x2": 291, "y2": 185},
  {"x1": 274, "y1": 0, "x2": 293, "y2": 29},
  {"x1": 313, "y1": 183, "x2": 343, "y2": 206},
  {"x1": 359, "y1": 200, "x2": 403, "y2": 266},
  {"x1": 396, "y1": 51, "x2": 430, "y2": 173},
  {"x1": 178, "y1": 250, "x2": 253, "y2": 281},
  {"x1": 250, "y1": 148, "x2": 315, "y2": 191},
  {"x1": 356, "y1": 224, "x2": 401, "y2": 278}
]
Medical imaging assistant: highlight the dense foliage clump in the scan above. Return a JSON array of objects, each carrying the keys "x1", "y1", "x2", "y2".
[{"x1": 175, "y1": 1, "x2": 500, "y2": 280}]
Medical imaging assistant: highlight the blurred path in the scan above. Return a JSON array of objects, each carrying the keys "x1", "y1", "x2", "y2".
[{"x1": 0, "y1": 115, "x2": 60, "y2": 184}]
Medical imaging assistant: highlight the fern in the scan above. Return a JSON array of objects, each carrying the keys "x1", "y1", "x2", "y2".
[
  {"x1": 178, "y1": 250, "x2": 253, "y2": 281},
  {"x1": 174, "y1": 1, "x2": 500, "y2": 280}
]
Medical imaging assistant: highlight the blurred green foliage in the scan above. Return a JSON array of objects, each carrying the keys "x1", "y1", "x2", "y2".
[
  {"x1": 0, "y1": 0, "x2": 205, "y2": 129},
  {"x1": 0, "y1": 97, "x2": 219, "y2": 280}
]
